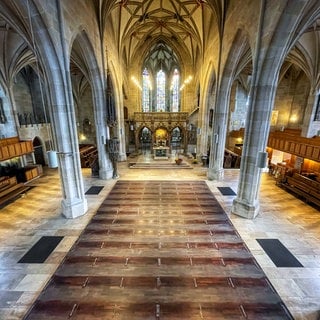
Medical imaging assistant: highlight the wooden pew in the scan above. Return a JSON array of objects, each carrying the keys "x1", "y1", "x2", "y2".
[
  {"x1": 79, "y1": 144, "x2": 98, "y2": 168},
  {"x1": 0, "y1": 176, "x2": 30, "y2": 207},
  {"x1": 280, "y1": 173, "x2": 320, "y2": 207}
]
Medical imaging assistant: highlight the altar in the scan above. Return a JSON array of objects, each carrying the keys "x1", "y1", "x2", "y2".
[{"x1": 153, "y1": 146, "x2": 169, "y2": 160}]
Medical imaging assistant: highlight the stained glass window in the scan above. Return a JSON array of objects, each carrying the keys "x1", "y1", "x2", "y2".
[
  {"x1": 156, "y1": 70, "x2": 165, "y2": 112},
  {"x1": 142, "y1": 68, "x2": 150, "y2": 112},
  {"x1": 171, "y1": 69, "x2": 180, "y2": 112}
]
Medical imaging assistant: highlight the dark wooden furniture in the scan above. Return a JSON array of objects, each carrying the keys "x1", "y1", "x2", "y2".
[
  {"x1": 268, "y1": 129, "x2": 320, "y2": 162},
  {"x1": 279, "y1": 173, "x2": 320, "y2": 207},
  {"x1": 0, "y1": 136, "x2": 33, "y2": 161},
  {"x1": 0, "y1": 176, "x2": 30, "y2": 207},
  {"x1": 0, "y1": 137, "x2": 43, "y2": 207},
  {"x1": 224, "y1": 149, "x2": 241, "y2": 168},
  {"x1": 79, "y1": 144, "x2": 98, "y2": 168},
  {"x1": 22, "y1": 165, "x2": 43, "y2": 182}
]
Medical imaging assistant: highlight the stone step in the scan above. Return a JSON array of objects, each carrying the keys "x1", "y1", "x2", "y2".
[{"x1": 128, "y1": 162, "x2": 193, "y2": 169}]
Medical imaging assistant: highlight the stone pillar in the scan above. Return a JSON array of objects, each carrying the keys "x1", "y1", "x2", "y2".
[
  {"x1": 107, "y1": 137, "x2": 120, "y2": 179},
  {"x1": 301, "y1": 89, "x2": 320, "y2": 138},
  {"x1": 197, "y1": 108, "x2": 211, "y2": 159},
  {"x1": 13, "y1": 0, "x2": 89, "y2": 219},
  {"x1": 183, "y1": 127, "x2": 188, "y2": 154},
  {"x1": 231, "y1": 84, "x2": 275, "y2": 219},
  {"x1": 52, "y1": 107, "x2": 88, "y2": 219},
  {"x1": 96, "y1": 122, "x2": 113, "y2": 180},
  {"x1": 117, "y1": 125, "x2": 127, "y2": 161},
  {"x1": 197, "y1": 83, "x2": 215, "y2": 158},
  {"x1": 207, "y1": 89, "x2": 229, "y2": 181},
  {"x1": 58, "y1": 153, "x2": 88, "y2": 219}
]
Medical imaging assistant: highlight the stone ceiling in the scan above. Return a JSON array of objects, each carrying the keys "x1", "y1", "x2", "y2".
[
  {"x1": 0, "y1": 2, "x2": 319, "y2": 87},
  {"x1": 104, "y1": 0, "x2": 218, "y2": 69}
]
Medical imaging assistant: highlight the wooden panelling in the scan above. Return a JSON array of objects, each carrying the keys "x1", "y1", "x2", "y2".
[
  {"x1": 289, "y1": 143, "x2": 295, "y2": 153},
  {"x1": 294, "y1": 144, "x2": 301, "y2": 154},
  {"x1": 8, "y1": 144, "x2": 16, "y2": 158},
  {"x1": 20, "y1": 141, "x2": 27, "y2": 153},
  {"x1": 0, "y1": 136, "x2": 19, "y2": 147},
  {"x1": 268, "y1": 131, "x2": 320, "y2": 162},
  {"x1": 1, "y1": 146, "x2": 9, "y2": 159},
  {"x1": 14, "y1": 143, "x2": 22, "y2": 155},
  {"x1": 306, "y1": 146, "x2": 313, "y2": 158},
  {"x1": 24, "y1": 167, "x2": 39, "y2": 182},
  {"x1": 300, "y1": 144, "x2": 306, "y2": 155},
  {"x1": 312, "y1": 148, "x2": 319, "y2": 159},
  {"x1": 0, "y1": 138, "x2": 34, "y2": 161},
  {"x1": 284, "y1": 141, "x2": 290, "y2": 151}
]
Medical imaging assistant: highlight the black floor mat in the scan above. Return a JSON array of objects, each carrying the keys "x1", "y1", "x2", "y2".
[
  {"x1": 18, "y1": 236, "x2": 63, "y2": 263},
  {"x1": 256, "y1": 239, "x2": 303, "y2": 267},
  {"x1": 85, "y1": 186, "x2": 104, "y2": 195},
  {"x1": 217, "y1": 187, "x2": 236, "y2": 196}
]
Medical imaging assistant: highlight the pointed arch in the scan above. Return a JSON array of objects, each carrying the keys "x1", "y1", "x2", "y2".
[{"x1": 156, "y1": 69, "x2": 166, "y2": 112}]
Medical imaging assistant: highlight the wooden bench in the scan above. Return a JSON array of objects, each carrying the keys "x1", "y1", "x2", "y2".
[
  {"x1": 280, "y1": 173, "x2": 320, "y2": 208},
  {"x1": 0, "y1": 176, "x2": 30, "y2": 208},
  {"x1": 79, "y1": 144, "x2": 98, "y2": 168}
]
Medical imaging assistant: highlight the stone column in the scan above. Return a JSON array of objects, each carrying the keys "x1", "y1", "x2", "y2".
[
  {"x1": 52, "y1": 105, "x2": 87, "y2": 219},
  {"x1": 231, "y1": 84, "x2": 275, "y2": 218},
  {"x1": 197, "y1": 83, "x2": 215, "y2": 158},
  {"x1": 116, "y1": 125, "x2": 127, "y2": 161},
  {"x1": 91, "y1": 70, "x2": 114, "y2": 180},
  {"x1": 183, "y1": 127, "x2": 188, "y2": 154},
  {"x1": 301, "y1": 89, "x2": 320, "y2": 138},
  {"x1": 207, "y1": 89, "x2": 229, "y2": 181},
  {"x1": 95, "y1": 121, "x2": 113, "y2": 180},
  {"x1": 134, "y1": 130, "x2": 139, "y2": 153}
]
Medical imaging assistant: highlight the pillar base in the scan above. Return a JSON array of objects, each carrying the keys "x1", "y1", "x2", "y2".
[
  {"x1": 207, "y1": 168, "x2": 224, "y2": 181},
  {"x1": 61, "y1": 198, "x2": 88, "y2": 219},
  {"x1": 118, "y1": 152, "x2": 127, "y2": 161},
  {"x1": 231, "y1": 198, "x2": 259, "y2": 219},
  {"x1": 99, "y1": 168, "x2": 114, "y2": 180}
]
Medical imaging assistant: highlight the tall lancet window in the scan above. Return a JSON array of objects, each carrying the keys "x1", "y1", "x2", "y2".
[
  {"x1": 171, "y1": 69, "x2": 180, "y2": 112},
  {"x1": 142, "y1": 68, "x2": 151, "y2": 112},
  {"x1": 156, "y1": 70, "x2": 166, "y2": 112}
]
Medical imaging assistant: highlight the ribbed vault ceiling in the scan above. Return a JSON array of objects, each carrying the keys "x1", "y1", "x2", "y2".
[
  {"x1": 0, "y1": 2, "x2": 319, "y2": 89},
  {"x1": 105, "y1": 0, "x2": 215, "y2": 68}
]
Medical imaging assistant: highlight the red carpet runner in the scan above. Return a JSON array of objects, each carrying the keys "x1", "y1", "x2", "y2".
[{"x1": 24, "y1": 181, "x2": 293, "y2": 319}]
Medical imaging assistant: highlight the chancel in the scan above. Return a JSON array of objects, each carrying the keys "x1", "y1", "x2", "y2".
[{"x1": 0, "y1": 1, "x2": 320, "y2": 319}]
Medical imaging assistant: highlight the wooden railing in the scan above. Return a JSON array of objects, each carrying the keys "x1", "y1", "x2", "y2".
[
  {"x1": 0, "y1": 137, "x2": 33, "y2": 161},
  {"x1": 229, "y1": 129, "x2": 320, "y2": 162},
  {"x1": 268, "y1": 130, "x2": 320, "y2": 162}
]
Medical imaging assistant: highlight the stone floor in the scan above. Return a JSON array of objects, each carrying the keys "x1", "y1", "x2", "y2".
[{"x1": 0, "y1": 153, "x2": 319, "y2": 319}]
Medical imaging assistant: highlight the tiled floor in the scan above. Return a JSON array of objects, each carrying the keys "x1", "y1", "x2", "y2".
[
  {"x1": 0, "y1": 153, "x2": 319, "y2": 319},
  {"x1": 23, "y1": 180, "x2": 292, "y2": 319}
]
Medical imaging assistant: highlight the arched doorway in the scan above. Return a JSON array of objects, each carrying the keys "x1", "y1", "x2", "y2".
[
  {"x1": 170, "y1": 127, "x2": 182, "y2": 153},
  {"x1": 139, "y1": 127, "x2": 152, "y2": 153},
  {"x1": 33, "y1": 136, "x2": 45, "y2": 166}
]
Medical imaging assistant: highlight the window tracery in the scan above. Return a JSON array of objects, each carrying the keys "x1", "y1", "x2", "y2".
[
  {"x1": 142, "y1": 68, "x2": 151, "y2": 112},
  {"x1": 171, "y1": 69, "x2": 180, "y2": 112},
  {"x1": 156, "y1": 70, "x2": 166, "y2": 112}
]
